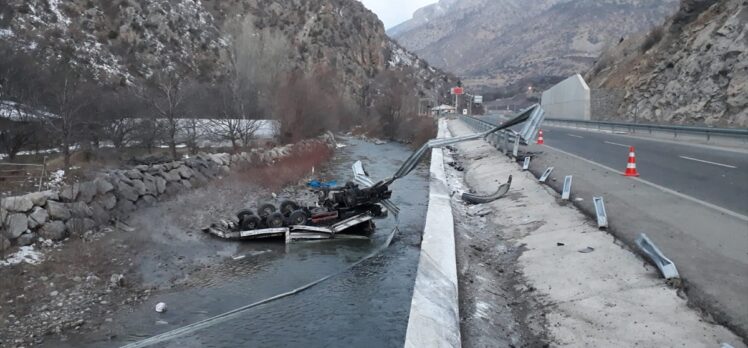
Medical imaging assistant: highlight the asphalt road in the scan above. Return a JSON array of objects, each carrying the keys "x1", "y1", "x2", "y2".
[
  {"x1": 479, "y1": 115, "x2": 748, "y2": 216},
  {"x1": 473, "y1": 115, "x2": 748, "y2": 338}
]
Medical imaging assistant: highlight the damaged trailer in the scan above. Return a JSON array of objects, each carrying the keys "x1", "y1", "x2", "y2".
[{"x1": 202, "y1": 105, "x2": 545, "y2": 243}]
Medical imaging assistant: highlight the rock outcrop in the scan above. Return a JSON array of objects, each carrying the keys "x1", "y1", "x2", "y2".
[
  {"x1": 0, "y1": 0, "x2": 453, "y2": 106},
  {"x1": 389, "y1": 0, "x2": 677, "y2": 91},
  {"x1": 586, "y1": 0, "x2": 747, "y2": 127}
]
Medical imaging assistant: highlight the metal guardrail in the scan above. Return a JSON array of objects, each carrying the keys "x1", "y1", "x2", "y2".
[{"x1": 544, "y1": 118, "x2": 748, "y2": 142}]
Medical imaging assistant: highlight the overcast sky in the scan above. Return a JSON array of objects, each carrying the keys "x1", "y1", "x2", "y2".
[{"x1": 359, "y1": 0, "x2": 436, "y2": 29}]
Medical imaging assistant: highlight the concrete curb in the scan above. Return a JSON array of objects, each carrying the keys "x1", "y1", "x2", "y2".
[{"x1": 404, "y1": 119, "x2": 461, "y2": 348}]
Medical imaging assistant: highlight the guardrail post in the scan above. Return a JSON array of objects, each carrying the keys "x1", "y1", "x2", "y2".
[
  {"x1": 561, "y1": 175, "x2": 573, "y2": 200},
  {"x1": 539, "y1": 167, "x2": 554, "y2": 183},
  {"x1": 636, "y1": 233, "x2": 680, "y2": 281},
  {"x1": 593, "y1": 196, "x2": 608, "y2": 229}
]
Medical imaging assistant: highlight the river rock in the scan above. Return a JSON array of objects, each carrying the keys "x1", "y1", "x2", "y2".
[
  {"x1": 28, "y1": 207, "x2": 49, "y2": 229},
  {"x1": 39, "y1": 221, "x2": 67, "y2": 241},
  {"x1": 25, "y1": 191, "x2": 55, "y2": 207},
  {"x1": 17, "y1": 232, "x2": 36, "y2": 246},
  {"x1": 177, "y1": 165, "x2": 194, "y2": 179},
  {"x1": 96, "y1": 193, "x2": 117, "y2": 210},
  {"x1": 5, "y1": 213, "x2": 29, "y2": 238},
  {"x1": 142, "y1": 174, "x2": 158, "y2": 196},
  {"x1": 164, "y1": 170, "x2": 182, "y2": 182},
  {"x1": 89, "y1": 202, "x2": 110, "y2": 225},
  {"x1": 114, "y1": 199, "x2": 136, "y2": 216},
  {"x1": 1, "y1": 196, "x2": 34, "y2": 213},
  {"x1": 115, "y1": 181, "x2": 139, "y2": 202},
  {"x1": 95, "y1": 178, "x2": 115, "y2": 194},
  {"x1": 155, "y1": 177, "x2": 167, "y2": 194},
  {"x1": 131, "y1": 179, "x2": 147, "y2": 196},
  {"x1": 69, "y1": 202, "x2": 93, "y2": 218},
  {"x1": 125, "y1": 169, "x2": 143, "y2": 180},
  {"x1": 181, "y1": 180, "x2": 192, "y2": 189},
  {"x1": 136, "y1": 195, "x2": 157, "y2": 209},
  {"x1": 165, "y1": 182, "x2": 183, "y2": 196},
  {"x1": 59, "y1": 184, "x2": 80, "y2": 202},
  {"x1": 46, "y1": 201, "x2": 72, "y2": 221},
  {"x1": 66, "y1": 218, "x2": 96, "y2": 235},
  {"x1": 77, "y1": 181, "x2": 98, "y2": 203}
]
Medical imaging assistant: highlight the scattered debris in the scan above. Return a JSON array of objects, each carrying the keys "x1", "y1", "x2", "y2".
[
  {"x1": 578, "y1": 247, "x2": 595, "y2": 253},
  {"x1": 155, "y1": 302, "x2": 167, "y2": 313},
  {"x1": 556, "y1": 242, "x2": 565, "y2": 246},
  {"x1": 462, "y1": 175, "x2": 512, "y2": 204}
]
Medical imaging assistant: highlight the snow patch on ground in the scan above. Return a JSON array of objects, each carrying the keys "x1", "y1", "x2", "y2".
[{"x1": 1, "y1": 246, "x2": 44, "y2": 266}]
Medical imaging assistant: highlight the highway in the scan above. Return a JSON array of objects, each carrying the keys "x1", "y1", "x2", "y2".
[
  {"x1": 480, "y1": 115, "x2": 748, "y2": 216},
  {"x1": 473, "y1": 114, "x2": 748, "y2": 338}
]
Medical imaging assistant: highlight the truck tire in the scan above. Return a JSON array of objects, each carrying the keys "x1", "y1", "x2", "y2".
[
  {"x1": 258, "y1": 203, "x2": 276, "y2": 218},
  {"x1": 240, "y1": 215, "x2": 260, "y2": 230},
  {"x1": 266, "y1": 212, "x2": 285, "y2": 228},
  {"x1": 237, "y1": 209, "x2": 254, "y2": 222},
  {"x1": 280, "y1": 200, "x2": 300, "y2": 215},
  {"x1": 287, "y1": 210, "x2": 307, "y2": 225}
]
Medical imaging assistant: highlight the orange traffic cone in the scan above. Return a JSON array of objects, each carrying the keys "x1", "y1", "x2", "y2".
[
  {"x1": 623, "y1": 146, "x2": 640, "y2": 177},
  {"x1": 536, "y1": 129, "x2": 544, "y2": 145}
]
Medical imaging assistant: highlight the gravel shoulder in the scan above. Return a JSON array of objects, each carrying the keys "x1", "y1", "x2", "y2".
[{"x1": 446, "y1": 119, "x2": 745, "y2": 347}]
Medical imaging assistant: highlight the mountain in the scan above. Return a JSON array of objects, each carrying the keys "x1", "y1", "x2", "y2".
[
  {"x1": 586, "y1": 0, "x2": 747, "y2": 127},
  {"x1": 0, "y1": 0, "x2": 453, "y2": 114},
  {"x1": 389, "y1": 0, "x2": 678, "y2": 93}
]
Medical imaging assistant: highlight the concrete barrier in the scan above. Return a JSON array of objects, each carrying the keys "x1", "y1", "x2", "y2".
[{"x1": 404, "y1": 119, "x2": 461, "y2": 348}]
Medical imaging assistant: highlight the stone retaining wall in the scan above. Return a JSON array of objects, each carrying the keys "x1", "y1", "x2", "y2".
[{"x1": 1, "y1": 134, "x2": 335, "y2": 251}]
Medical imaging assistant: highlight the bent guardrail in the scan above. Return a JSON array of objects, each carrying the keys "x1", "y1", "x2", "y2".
[{"x1": 543, "y1": 118, "x2": 748, "y2": 142}]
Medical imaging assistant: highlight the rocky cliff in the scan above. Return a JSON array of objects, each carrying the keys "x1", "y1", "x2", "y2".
[
  {"x1": 389, "y1": 0, "x2": 677, "y2": 91},
  {"x1": 586, "y1": 0, "x2": 747, "y2": 127},
  {"x1": 0, "y1": 0, "x2": 452, "y2": 111}
]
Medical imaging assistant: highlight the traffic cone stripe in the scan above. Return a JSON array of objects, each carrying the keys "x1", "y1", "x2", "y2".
[
  {"x1": 623, "y1": 146, "x2": 640, "y2": 177},
  {"x1": 537, "y1": 129, "x2": 544, "y2": 145}
]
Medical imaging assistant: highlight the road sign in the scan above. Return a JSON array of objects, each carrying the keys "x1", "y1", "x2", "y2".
[
  {"x1": 474, "y1": 95, "x2": 483, "y2": 104},
  {"x1": 462, "y1": 109, "x2": 468, "y2": 115},
  {"x1": 451, "y1": 87, "x2": 464, "y2": 95}
]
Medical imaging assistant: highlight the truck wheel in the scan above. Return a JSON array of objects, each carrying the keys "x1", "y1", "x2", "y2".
[
  {"x1": 266, "y1": 212, "x2": 285, "y2": 228},
  {"x1": 240, "y1": 215, "x2": 260, "y2": 230},
  {"x1": 237, "y1": 209, "x2": 254, "y2": 222},
  {"x1": 287, "y1": 210, "x2": 307, "y2": 225},
  {"x1": 280, "y1": 200, "x2": 300, "y2": 215},
  {"x1": 258, "y1": 203, "x2": 276, "y2": 218}
]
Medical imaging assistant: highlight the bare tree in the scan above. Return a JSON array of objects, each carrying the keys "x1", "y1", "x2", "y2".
[
  {"x1": 134, "y1": 70, "x2": 193, "y2": 160},
  {"x1": 40, "y1": 60, "x2": 95, "y2": 171}
]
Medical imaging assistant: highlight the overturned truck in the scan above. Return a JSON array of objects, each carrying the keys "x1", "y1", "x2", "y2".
[{"x1": 203, "y1": 105, "x2": 545, "y2": 243}]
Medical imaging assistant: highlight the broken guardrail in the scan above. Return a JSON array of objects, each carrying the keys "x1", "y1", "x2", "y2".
[
  {"x1": 462, "y1": 175, "x2": 512, "y2": 204},
  {"x1": 539, "y1": 167, "x2": 554, "y2": 183},
  {"x1": 636, "y1": 233, "x2": 680, "y2": 282},
  {"x1": 522, "y1": 157, "x2": 531, "y2": 171},
  {"x1": 592, "y1": 196, "x2": 608, "y2": 229},
  {"x1": 561, "y1": 175, "x2": 573, "y2": 200}
]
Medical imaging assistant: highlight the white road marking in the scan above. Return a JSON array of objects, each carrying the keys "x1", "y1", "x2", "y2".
[
  {"x1": 543, "y1": 145, "x2": 748, "y2": 223},
  {"x1": 567, "y1": 134, "x2": 584, "y2": 139},
  {"x1": 604, "y1": 141, "x2": 630, "y2": 148},
  {"x1": 678, "y1": 155, "x2": 737, "y2": 169}
]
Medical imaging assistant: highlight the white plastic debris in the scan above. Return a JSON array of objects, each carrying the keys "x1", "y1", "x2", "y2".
[{"x1": 155, "y1": 302, "x2": 167, "y2": 313}]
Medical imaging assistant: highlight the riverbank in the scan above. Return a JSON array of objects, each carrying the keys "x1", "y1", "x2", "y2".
[
  {"x1": 0, "y1": 142, "x2": 334, "y2": 348},
  {"x1": 445, "y1": 119, "x2": 745, "y2": 347}
]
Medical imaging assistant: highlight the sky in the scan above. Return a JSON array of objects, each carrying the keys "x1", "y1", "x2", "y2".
[{"x1": 358, "y1": 0, "x2": 436, "y2": 29}]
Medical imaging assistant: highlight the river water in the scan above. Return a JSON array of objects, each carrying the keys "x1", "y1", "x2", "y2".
[{"x1": 50, "y1": 137, "x2": 429, "y2": 348}]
